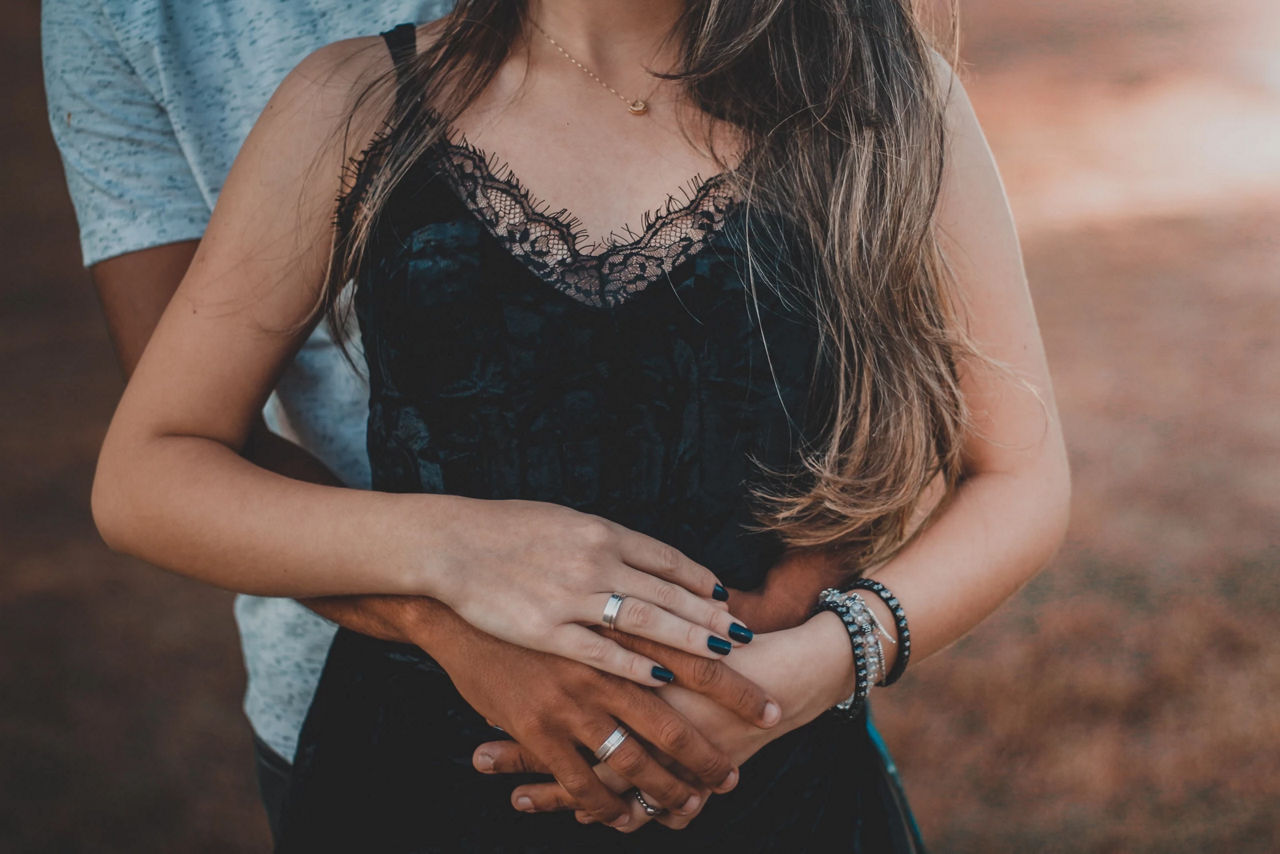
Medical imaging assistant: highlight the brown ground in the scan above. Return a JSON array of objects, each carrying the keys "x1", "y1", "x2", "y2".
[{"x1": 2, "y1": 0, "x2": 1277, "y2": 851}]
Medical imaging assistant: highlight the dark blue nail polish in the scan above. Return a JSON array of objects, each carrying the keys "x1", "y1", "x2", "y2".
[
  {"x1": 712, "y1": 583, "x2": 729, "y2": 601},
  {"x1": 707, "y1": 636, "x2": 732, "y2": 655},
  {"x1": 651, "y1": 665, "x2": 675, "y2": 683},
  {"x1": 728, "y1": 623, "x2": 754, "y2": 644}
]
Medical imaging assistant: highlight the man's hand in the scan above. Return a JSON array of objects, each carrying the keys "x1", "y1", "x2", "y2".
[
  {"x1": 305, "y1": 594, "x2": 782, "y2": 829},
  {"x1": 439, "y1": 618, "x2": 781, "y2": 829},
  {"x1": 474, "y1": 611, "x2": 855, "y2": 832}
]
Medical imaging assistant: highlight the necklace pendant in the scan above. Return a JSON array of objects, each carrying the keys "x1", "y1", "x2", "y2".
[{"x1": 628, "y1": 100, "x2": 648, "y2": 115}]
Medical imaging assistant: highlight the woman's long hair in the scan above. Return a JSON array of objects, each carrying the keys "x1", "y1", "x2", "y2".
[{"x1": 322, "y1": 0, "x2": 975, "y2": 574}]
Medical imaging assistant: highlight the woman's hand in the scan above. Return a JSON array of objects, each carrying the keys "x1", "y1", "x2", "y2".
[
  {"x1": 432, "y1": 498, "x2": 753, "y2": 686},
  {"x1": 473, "y1": 611, "x2": 854, "y2": 830}
]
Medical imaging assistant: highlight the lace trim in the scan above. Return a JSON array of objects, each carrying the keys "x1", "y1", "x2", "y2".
[
  {"x1": 429, "y1": 138, "x2": 738, "y2": 308},
  {"x1": 333, "y1": 118, "x2": 402, "y2": 247},
  {"x1": 335, "y1": 107, "x2": 741, "y2": 309}
]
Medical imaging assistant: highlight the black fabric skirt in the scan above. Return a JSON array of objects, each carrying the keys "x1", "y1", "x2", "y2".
[{"x1": 276, "y1": 629, "x2": 927, "y2": 854}]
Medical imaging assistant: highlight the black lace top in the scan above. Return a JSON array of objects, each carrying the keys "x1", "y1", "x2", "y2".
[
  {"x1": 325, "y1": 13, "x2": 833, "y2": 593},
  {"x1": 275, "y1": 26, "x2": 927, "y2": 854},
  {"x1": 341, "y1": 110, "x2": 823, "y2": 592}
]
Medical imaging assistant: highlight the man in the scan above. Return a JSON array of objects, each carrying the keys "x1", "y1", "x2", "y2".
[{"x1": 44, "y1": 0, "x2": 836, "y2": 842}]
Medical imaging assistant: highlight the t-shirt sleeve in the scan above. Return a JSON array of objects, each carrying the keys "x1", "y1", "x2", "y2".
[{"x1": 42, "y1": 0, "x2": 211, "y2": 267}]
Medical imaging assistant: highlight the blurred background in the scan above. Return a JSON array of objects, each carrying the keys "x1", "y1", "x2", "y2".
[{"x1": 2, "y1": 0, "x2": 1276, "y2": 850}]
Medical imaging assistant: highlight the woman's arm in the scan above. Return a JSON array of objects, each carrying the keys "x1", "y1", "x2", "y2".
[
  {"x1": 867, "y1": 51, "x2": 1072, "y2": 667},
  {"x1": 89, "y1": 39, "x2": 748, "y2": 686},
  {"x1": 480, "y1": 57, "x2": 1072, "y2": 828}
]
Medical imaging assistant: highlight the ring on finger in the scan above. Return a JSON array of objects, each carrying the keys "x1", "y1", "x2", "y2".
[
  {"x1": 594, "y1": 725, "x2": 630, "y2": 762},
  {"x1": 602, "y1": 593, "x2": 627, "y2": 629},
  {"x1": 633, "y1": 789, "x2": 665, "y2": 817}
]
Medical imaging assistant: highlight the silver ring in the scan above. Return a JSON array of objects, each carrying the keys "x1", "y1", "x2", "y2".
[
  {"x1": 602, "y1": 593, "x2": 627, "y2": 630},
  {"x1": 633, "y1": 789, "x2": 665, "y2": 817},
  {"x1": 594, "y1": 725, "x2": 629, "y2": 762}
]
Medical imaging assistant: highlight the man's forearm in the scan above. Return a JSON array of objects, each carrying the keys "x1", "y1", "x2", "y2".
[{"x1": 300, "y1": 593, "x2": 457, "y2": 645}]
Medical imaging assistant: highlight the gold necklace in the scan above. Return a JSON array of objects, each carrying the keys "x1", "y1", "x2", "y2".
[{"x1": 530, "y1": 19, "x2": 659, "y2": 115}]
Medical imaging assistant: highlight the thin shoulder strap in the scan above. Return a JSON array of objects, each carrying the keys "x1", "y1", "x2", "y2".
[{"x1": 380, "y1": 23, "x2": 418, "y2": 109}]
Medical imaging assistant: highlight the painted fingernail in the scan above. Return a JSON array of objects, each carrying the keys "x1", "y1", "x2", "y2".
[
  {"x1": 728, "y1": 623, "x2": 754, "y2": 643},
  {"x1": 762, "y1": 701, "x2": 782, "y2": 726},
  {"x1": 678, "y1": 794, "x2": 701, "y2": 814},
  {"x1": 475, "y1": 751, "x2": 494, "y2": 771},
  {"x1": 651, "y1": 665, "x2": 675, "y2": 683},
  {"x1": 707, "y1": 636, "x2": 732, "y2": 655},
  {"x1": 712, "y1": 583, "x2": 729, "y2": 601},
  {"x1": 515, "y1": 796, "x2": 534, "y2": 812},
  {"x1": 610, "y1": 813, "x2": 632, "y2": 828}
]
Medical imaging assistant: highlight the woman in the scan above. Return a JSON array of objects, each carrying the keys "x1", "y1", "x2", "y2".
[{"x1": 92, "y1": 0, "x2": 1070, "y2": 850}]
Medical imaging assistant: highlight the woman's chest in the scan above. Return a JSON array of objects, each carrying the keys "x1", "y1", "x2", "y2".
[{"x1": 359, "y1": 209, "x2": 820, "y2": 442}]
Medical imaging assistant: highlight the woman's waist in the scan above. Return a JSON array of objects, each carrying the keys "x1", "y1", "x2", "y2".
[
  {"x1": 367, "y1": 399, "x2": 791, "y2": 588},
  {"x1": 322, "y1": 626, "x2": 873, "y2": 777}
]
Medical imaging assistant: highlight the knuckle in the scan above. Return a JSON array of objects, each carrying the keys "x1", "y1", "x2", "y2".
[
  {"x1": 516, "y1": 749, "x2": 544, "y2": 775},
  {"x1": 651, "y1": 581, "x2": 679, "y2": 609},
  {"x1": 610, "y1": 741, "x2": 648, "y2": 776},
  {"x1": 517, "y1": 713, "x2": 552, "y2": 739},
  {"x1": 657, "y1": 717, "x2": 693, "y2": 754},
  {"x1": 653, "y1": 776, "x2": 688, "y2": 806},
  {"x1": 656, "y1": 543, "x2": 681, "y2": 575},
  {"x1": 625, "y1": 600, "x2": 655, "y2": 631},
  {"x1": 696, "y1": 752, "x2": 731, "y2": 783},
  {"x1": 630, "y1": 655, "x2": 654, "y2": 682},
  {"x1": 707, "y1": 606, "x2": 731, "y2": 631},
  {"x1": 582, "y1": 635, "x2": 611, "y2": 664},
  {"x1": 684, "y1": 621, "x2": 706, "y2": 649},
  {"x1": 576, "y1": 517, "x2": 614, "y2": 552},
  {"x1": 558, "y1": 770, "x2": 594, "y2": 797},
  {"x1": 691, "y1": 656, "x2": 723, "y2": 689}
]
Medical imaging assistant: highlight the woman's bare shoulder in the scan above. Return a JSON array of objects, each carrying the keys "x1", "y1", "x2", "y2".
[
  {"x1": 266, "y1": 19, "x2": 448, "y2": 146},
  {"x1": 258, "y1": 35, "x2": 397, "y2": 147}
]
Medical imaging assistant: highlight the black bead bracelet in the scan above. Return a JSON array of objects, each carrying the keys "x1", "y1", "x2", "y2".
[
  {"x1": 846, "y1": 577, "x2": 911, "y2": 686},
  {"x1": 814, "y1": 590, "x2": 873, "y2": 719}
]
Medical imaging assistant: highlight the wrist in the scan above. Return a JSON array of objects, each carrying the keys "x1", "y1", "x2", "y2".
[
  {"x1": 396, "y1": 493, "x2": 478, "y2": 602},
  {"x1": 807, "y1": 611, "x2": 859, "y2": 710},
  {"x1": 769, "y1": 612, "x2": 857, "y2": 726}
]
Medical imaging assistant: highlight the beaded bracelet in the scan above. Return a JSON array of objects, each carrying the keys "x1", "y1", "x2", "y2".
[
  {"x1": 815, "y1": 588, "x2": 882, "y2": 718},
  {"x1": 846, "y1": 578, "x2": 911, "y2": 686}
]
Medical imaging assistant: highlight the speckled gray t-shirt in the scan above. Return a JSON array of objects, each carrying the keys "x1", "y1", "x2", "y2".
[{"x1": 43, "y1": 0, "x2": 452, "y2": 763}]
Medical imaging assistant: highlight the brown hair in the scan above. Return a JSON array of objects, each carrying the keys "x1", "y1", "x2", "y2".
[{"x1": 322, "y1": 0, "x2": 974, "y2": 574}]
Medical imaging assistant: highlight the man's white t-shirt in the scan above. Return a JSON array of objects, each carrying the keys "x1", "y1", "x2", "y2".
[{"x1": 43, "y1": 0, "x2": 451, "y2": 763}]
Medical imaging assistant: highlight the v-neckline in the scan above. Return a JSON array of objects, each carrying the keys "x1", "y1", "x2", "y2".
[
  {"x1": 425, "y1": 106, "x2": 739, "y2": 256},
  {"x1": 422, "y1": 111, "x2": 744, "y2": 309}
]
